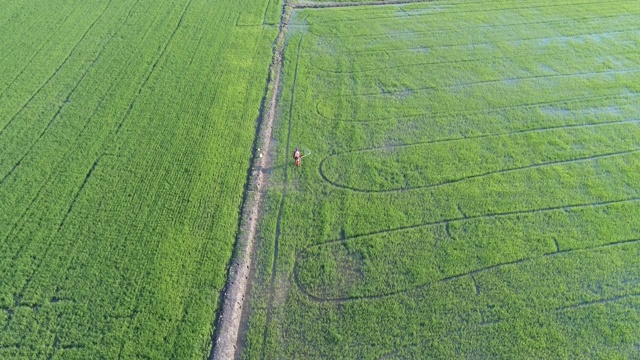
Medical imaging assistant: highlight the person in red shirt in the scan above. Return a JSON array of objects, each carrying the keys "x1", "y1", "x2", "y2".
[{"x1": 293, "y1": 148, "x2": 301, "y2": 167}]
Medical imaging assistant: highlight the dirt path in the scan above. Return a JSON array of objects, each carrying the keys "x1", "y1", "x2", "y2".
[
  {"x1": 209, "y1": 5, "x2": 294, "y2": 360},
  {"x1": 210, "y1": 0, "x2": 447, "y2": 359}
]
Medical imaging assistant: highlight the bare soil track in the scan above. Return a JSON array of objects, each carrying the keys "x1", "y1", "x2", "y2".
[
  {"x1": 211, "y1": 0, "x2": 462, "y2": 358},
  {"x1": 209, "y1": 3, "x2": 290, "y2": 359}
]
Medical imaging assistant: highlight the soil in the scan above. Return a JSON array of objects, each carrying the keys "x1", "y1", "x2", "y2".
[{"x1": 210, "y1": 6, "x2": 293, "y2": 360}]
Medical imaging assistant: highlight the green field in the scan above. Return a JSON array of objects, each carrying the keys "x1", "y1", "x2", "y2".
[
  {"x1": 0, "y1": 0, "x2": 280, "y2": 357},
  {"x1": 244, "y1": 0, "x2": 640, "y2": 358}
]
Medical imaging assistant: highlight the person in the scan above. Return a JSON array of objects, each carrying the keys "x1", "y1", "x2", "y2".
[{"x1": 293, "y1": 148, "x2": 301, "y2": 167}]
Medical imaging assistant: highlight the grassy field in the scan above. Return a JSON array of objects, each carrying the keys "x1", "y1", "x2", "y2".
[
  {"x1": 0, "y1": 0, "x2": 279, "y2": 357},
  {"x1": 243, "y1": 0, "x2": 640, "y2": 358}
]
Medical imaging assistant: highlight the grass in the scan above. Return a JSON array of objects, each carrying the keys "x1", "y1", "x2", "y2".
[
  {"x1": 0, "y1": 0, "x2": 279, "y2": 357},
  {"x1": 243, "y1": 0, "x2": 640, "y2": 358}
]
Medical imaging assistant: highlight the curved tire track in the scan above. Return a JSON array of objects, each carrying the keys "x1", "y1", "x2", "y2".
[
  {"x1": 316, "y1": 92, "x2": 639, "y2": 123},
  {"x1": 226, "y1": 0, "x2": 640, "y2": 356},
  {"x1": 320, "y1": 147, "x2": 640, "y2": 193},
  {"x1": 324, "y1": 119, "x2": 639, "y2": 154},
  {"x1": 314, "y1": 68, "x2": 640, "y2": 112},
  {"x1": 294, "y1": 205, "x2": 640, "y2": 302}
]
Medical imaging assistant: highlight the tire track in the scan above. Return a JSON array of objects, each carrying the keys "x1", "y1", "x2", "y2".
[
  {"x1": 0, "y1": 0, "x2": 145, "y2": 258},
  {"x1": 318, "y1": 68, "x2": 640, "y2": 99},
  {"x1": 306, "y1": 0, "x2": 638, "y2": 24},
  {"x1": 2, "y1": 157, "x2": 109, "y2": 354},
  {"x1": 55, "y1": 156, "x2": 102, "y2": 233},
  {"x1": 0, "y1": 0, "x2": 113, "y2": 138},
  {"x1": 260, "y1": 21, "x2": 306, "y2": 360},
  {"x1": 113, "y1": 0, "x2": 194, "y2": 136},
  {"x1": 300, "y1": 0, "x2": 484, "y2": 9},
  {"x1": 309, "y1": 23, "x2": 640, "y2": 57},
  {"x1": 297, "y1": 0, "x2": 447, "y2": 9},
  {"x1": 0, "y1": 4, "x2": 77, "y2": 97},
  {"x1": 262, "y1": 0, "x2": 272, "y2": 26},
  {"x1": 2, "y1": 0, "x2": 187, "y2": 354},
  {"x1": 470, "y1": 275, "x2": 480, "y2": 296},
  {"x1": 305, "y1": 10, "x2": 637, "y2": 40},
  {"x1": 377, "y1": 285, "x2": 640, "y2": 358},
  {"x1": 320, "y1": 148, "x2": 640, "y2": 193},
  {"x1": 180, "y1": 27, "x2": 242, "y2": 346},
  {"x1": 0, "y1": 174, "x2": 51, "y2": 255},
  {"x1": 185, "y1": 24, "x2": 207, "y2": 71},
  {"x1": 0, "y1": 42, "x2": 111, "y2": 186},
  {"x1": 116, "y1": 221, "x2": 165, "y2": 360},
  {"x1": 113, "y1": 0, "x2": 196, "y2": 355},
  {"x1": 3, "y1": 158, "x2": 104, "y2": 344},
  {"x1": 308, "y1": 196, "x2": 640, "y2": 251},
  {"x1": 0, "y1": 0, "x2": 151, "y2": 186},
  {"x1": 295, "y1": 228, "x2": 640, "y2": 302},
  {"x1": 211, "y1": 2, "x2": 301, "y2": 358},
  {"x1": 325, "y1": 119, "x2": 640, "y2": 154},
  {"x1": 557, "y1": 292, "x2": 640, "y2": 311},
  {"x1": 318, "y1": 92, "x2": 639, "y2": 123},
  {"x1": 4, "y1": 125, "x2": 106, "y2": 266},
  {"x1": 6, "y1": 155, "x2": 103, "y2": 324},
  {"x1": 309, "y1": 39, "x2": 639, "y2": 74}
]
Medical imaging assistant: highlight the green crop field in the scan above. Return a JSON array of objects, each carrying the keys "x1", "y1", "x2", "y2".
[
  {"x1": 0, "y1": 0, "x2": 280, "y2": 357},
  {"x1": 243, "y1": 0, "x2": 640, "y2": 358}
]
